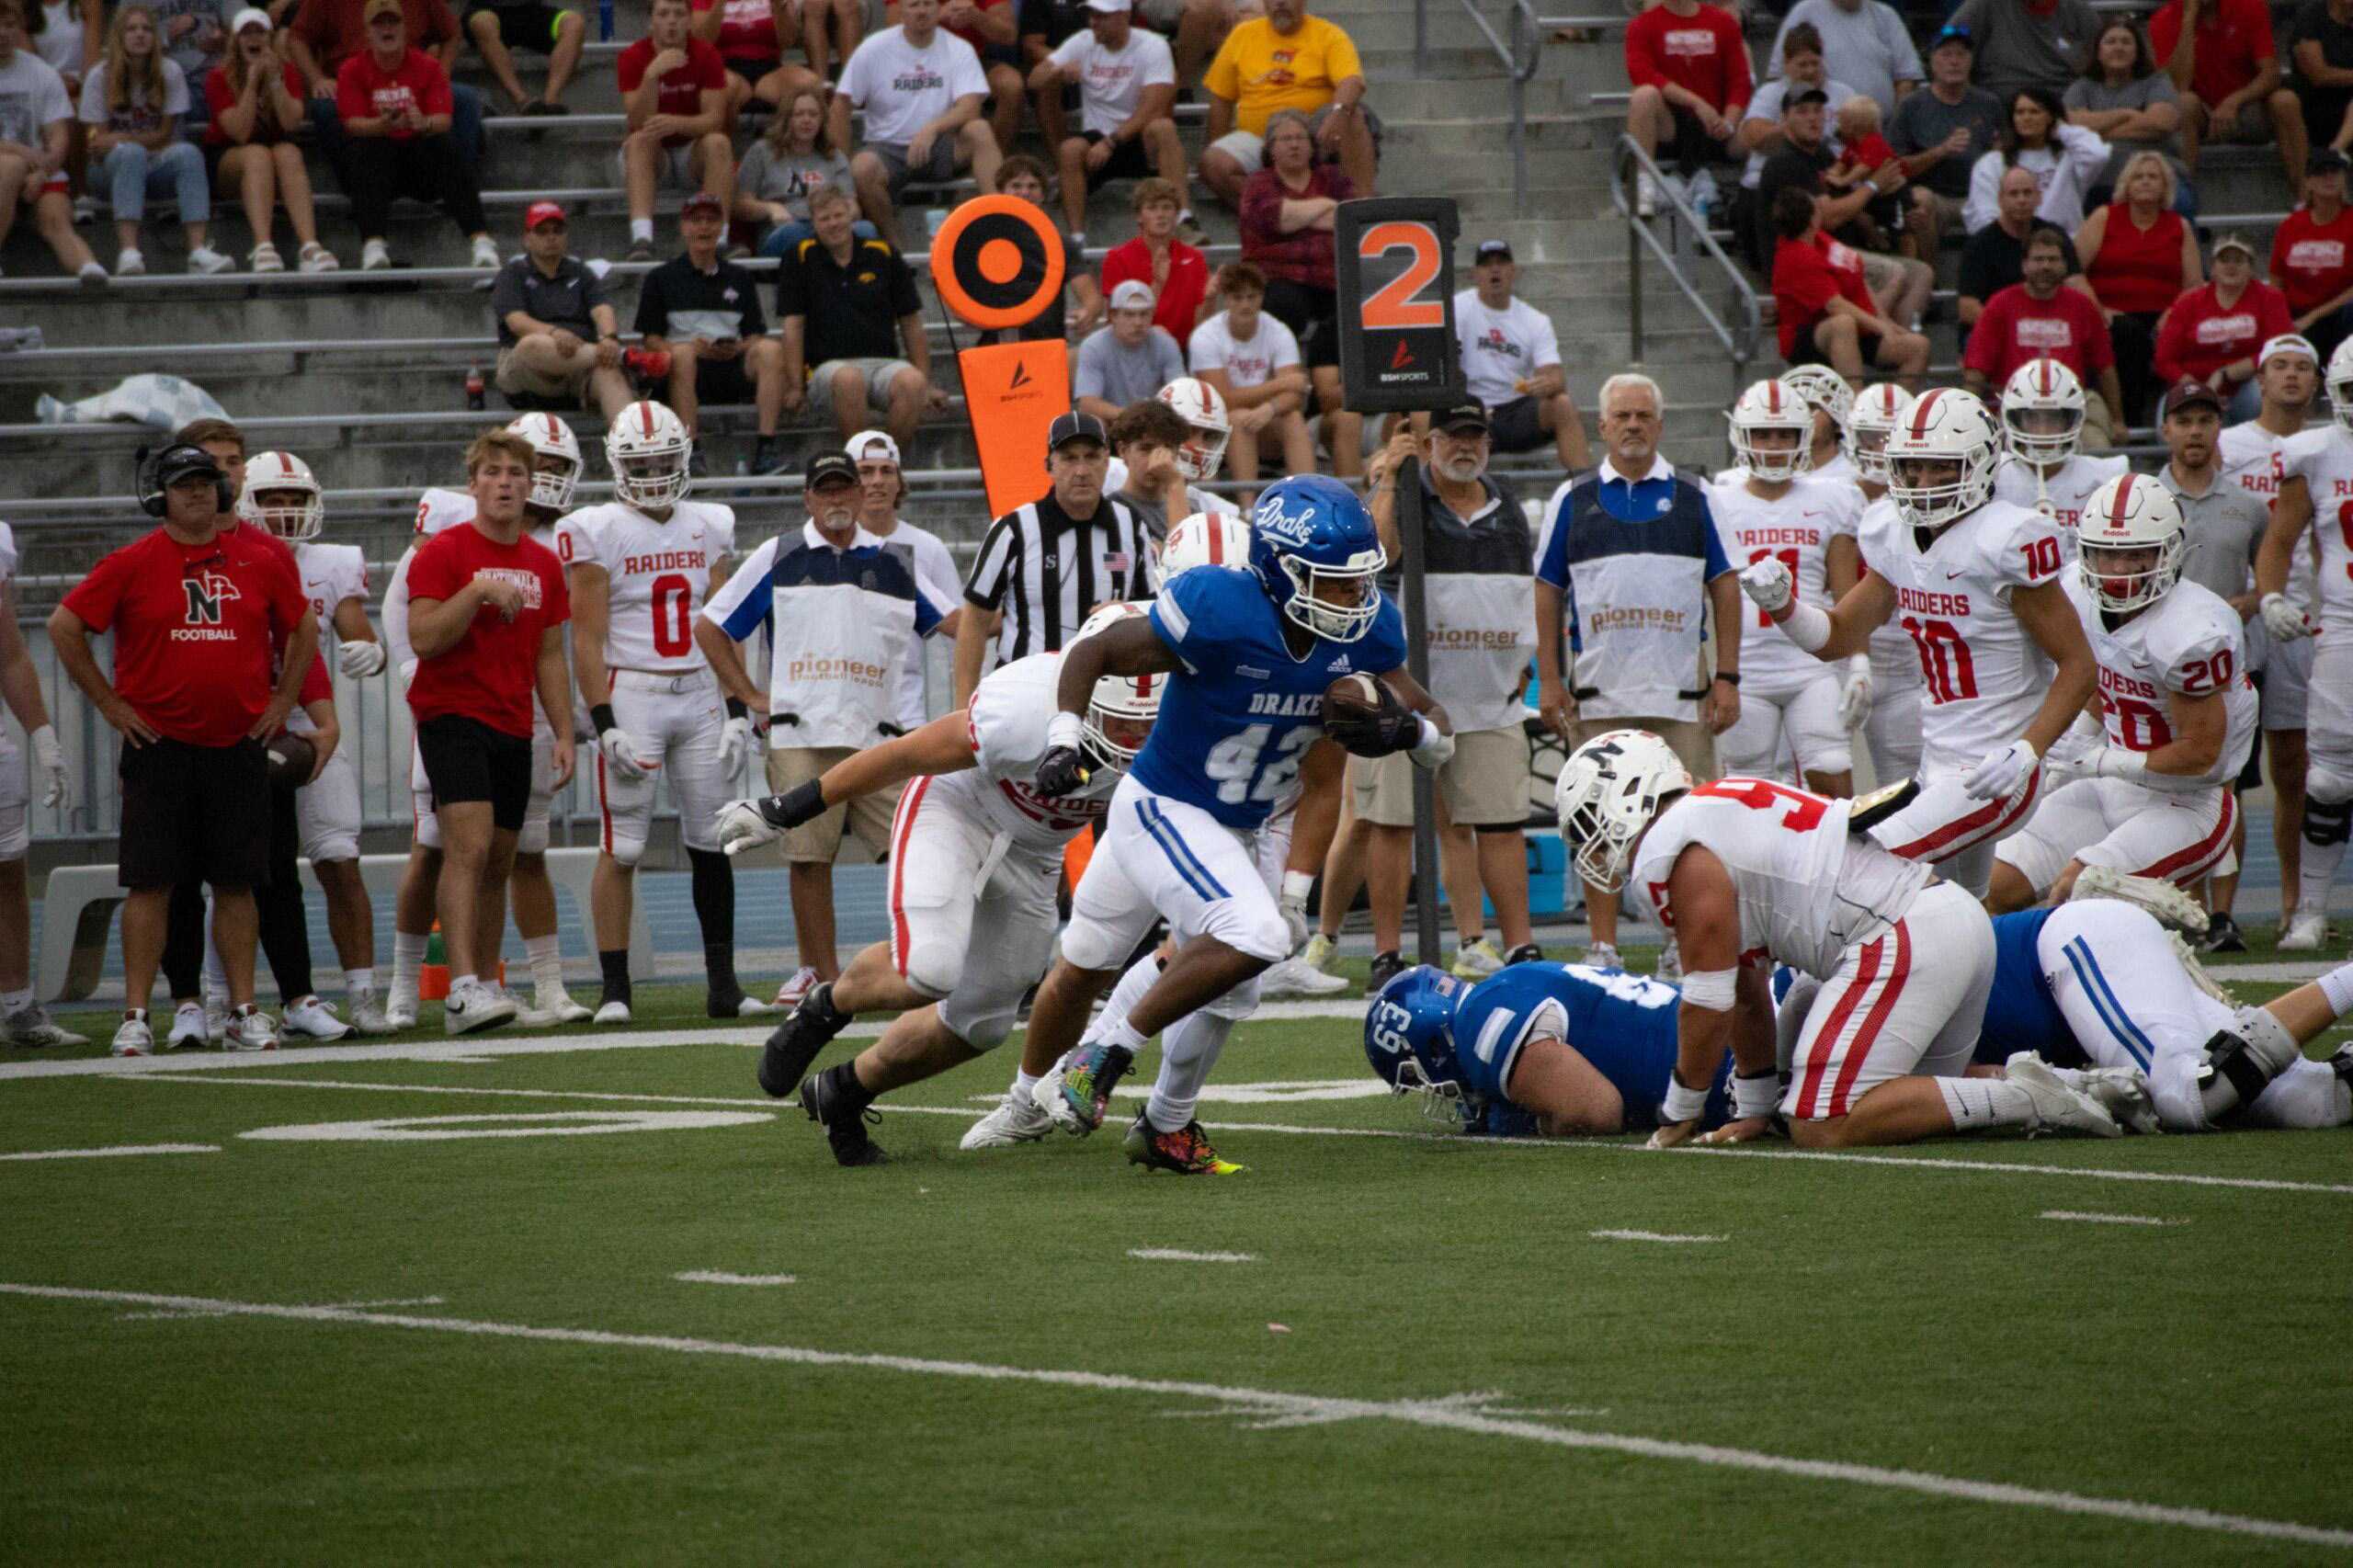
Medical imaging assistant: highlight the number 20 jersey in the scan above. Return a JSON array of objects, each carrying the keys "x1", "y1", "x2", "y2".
[
  {"x1": 552, "y1": 500, "x2": 736, "y2": 675},
  {"x1": 1858, "y1": 495, "x2": 2065, "y2": 773},
  {"x1": 2070, "y1": 574, "x2": 2256, "y2": 790},
  {"x1": 1135, "y1": 564, "x2": 1407, "y2": 830}
]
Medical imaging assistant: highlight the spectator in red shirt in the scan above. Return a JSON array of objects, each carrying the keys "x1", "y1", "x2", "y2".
[
  {"x1": 290, "y1": 0, "x2": 485, "y2": 165},
  {"x1": 2151, "y1": 0, "x2": 2307, "y2": 188},
  {"x1": 620, "y1": 0, "x2": 733, "y2": 262},
  {"x1": 1623, "y1": 0, "x2": 1749, "y2": 215},
  {"x1": 1238, "y1": 108, "x2": 1360, "y2": 476},
  {"x1": 404, "y1": 427, "x2": 575, "y2": 1035},
  {"x1": 2272, "y1": 148, "x2": 2353, "y2": 360},
  {"x1": 689, "y1": 0, "x2": 813, "y2": 123},
  {"x1": 1768, "y1": 185, "x2": 1927, "y2": 381},
  {"x1": 48, "y1": 443, "x2": 319, "y2": 1056},
  {"x1": 2155, "y1": 231, "x2": 2295, "y2": 419},
  {"x1": 1962, "y1": 222, "x2": 2129, "y2": 444},
  {"x1": 1101, "y1": 174, "x2": 1208, "y2": 347},
  {"x1": 465, "y1": 0, "x2": 588, "y2": 116},
  {"x1": 2076, "y1": 151, "x2": 2201, "y2": 424},
  {"x1": 210, "y1": 7, "x2": 336, "y2": 273},
  {"x1": 335, "y1": 0, "x2": 495, "y2": 271}
]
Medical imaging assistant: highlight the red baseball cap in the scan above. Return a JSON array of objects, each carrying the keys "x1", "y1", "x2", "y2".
[{"x1": 524, "y1": 200, "x2": 567, "y2": 230}]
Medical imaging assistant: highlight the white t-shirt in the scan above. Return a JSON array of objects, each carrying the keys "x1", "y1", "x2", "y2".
[
  {"x1": 1188, "y1": 309, "x2": 1300, "y2": 390},
  {"x1": 76, "y1": 56, "x2": 187, "y2": 131},
  {"x1": 837, "y1": 25, "x2": 988, "y2": 148},
  {"x1": 0, "y1": 49, "x2": 74, "y2": 146},
  {"x1": 870, "y1": 516, "x2": 960, "y2": 731},
  {"x1": 37, "y1": 3, "x2": 87, "y2": 81},
  {"x1": 1452, "y1": 289, "x2": 1561, "y2": 408},
  {"x1": 1048, "y1": 26, "x2": 1175, "y2": 136}
]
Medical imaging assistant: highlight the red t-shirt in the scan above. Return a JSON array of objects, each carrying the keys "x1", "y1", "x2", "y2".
[
  {"x1": 335, "y1": 48, "x2": 453, "y2": 140},
  {"x1": 2086, "y1": 203, "x2": 2188, "y2": 316},
  {"x1": 204, "y1": 62, "x2": 308, "y2": 145},
  {"x1": 61, "y1": 523, "x2": 308, "y2": 748},
  {"x1": 291, "y1": 0, "x2": 459, "y2": 74},
  {"x1": 691, "y1": 0, "x2": 779, "y2": 66},
  {"x1": 404, "y1": 523, "x2": 571, "y2": 738},
  {"x1": 1772, "y1": 230, "x2": 1874, "y2": 358},
  {"x1": 1833, "y1": 131, "x2": 1896, "y2": 177},
  {"x1": 2154, "y1": 279, "x2": 2295, "y2": 382},
  {"x1": 941, "y1": 0, "x2": 1012, "y2": 55},
  {"x1": 2148, "y1": 0, "x2": 2274, "y2": 108},
  {"x1": 1101, "y1": 237, "x2": 1210, "y2": 349},
  {"x1": 1961, "y1": 282, "x2": 2116, "y2": 386},
  {"x1": 618, "y1": 37, "x2": 726, "y2": 146},
  {"x1": 1623, "y1": 3, "x2": 1750, "y2": 116},
  {"x1": 2270, "y1": 204, "x2": 2353, "y2": 318}
]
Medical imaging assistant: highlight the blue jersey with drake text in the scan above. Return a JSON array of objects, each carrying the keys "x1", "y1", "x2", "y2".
[
  {"x1": 1134, "y1": 564, "x2": 1408, "y2": 829},
  {"x1": 1973, "y1": 908, "x2": 2087, "y2": 1067},
  {"x1": 1451, "y1": 961, "x2": 1731, "y2": 1132}
]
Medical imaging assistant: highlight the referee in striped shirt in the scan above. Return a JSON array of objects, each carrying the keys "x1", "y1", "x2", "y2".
[{"x1": 954, "y1": 411, "x2": 1155, "y2": 705}]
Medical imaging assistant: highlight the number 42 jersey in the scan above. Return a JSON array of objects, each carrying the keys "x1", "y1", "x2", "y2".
[{"x1": 1134, "y1": 564, "x2": 1407, "y2": 830}]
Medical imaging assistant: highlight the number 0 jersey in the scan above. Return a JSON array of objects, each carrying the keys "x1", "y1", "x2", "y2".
[
  {"x1": 1630, "y1": 779, "x2": 1931, "y2": 980},
  {"x1": 2070, "y1": 575, "x2": 2256, "y2": 790},
  {"x1": 1707, "y1": 473, "x2": 1859, "y2": 687},
  {"x1": 1859, "y1": 496, "x2": 2067, "y2": 772},
  {"x1": 1135, "y1": 564, "x2": 1407, "y2": 830},
  {"x1": 1991, "y1": 452, "x2": 2131, "y2": 542},
  {"x1": 1450, "y1": 961, "x2": 1731, "y2": 1132},
  {"x1": 553, "y1": 500, "x2": 736, "y2": 676},
  {"x1": 951, "y1": 652, "x2": 1125, "y2": 851},
  {"x1": 2278, "y1": 423, "x2": 2353, "y2": 642}
]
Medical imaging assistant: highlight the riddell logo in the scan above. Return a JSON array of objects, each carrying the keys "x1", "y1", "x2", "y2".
[{"x1": 183, "y1": 571, "x2": 240, "y2": 625}]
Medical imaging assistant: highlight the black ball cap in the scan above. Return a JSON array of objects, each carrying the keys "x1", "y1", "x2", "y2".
[
  {"x1": 804, "y1": 450, "x2": 860, "y2": 490},
  {"x1": 153, "y1": 442, "x2": 225, "y2": 488},
  {"x1": 1435, "y1": 399, "x2": 1490, "y2": 434},
  {"x1": 1049, "y1": 410, "x2": 1109, "y2": 451}
]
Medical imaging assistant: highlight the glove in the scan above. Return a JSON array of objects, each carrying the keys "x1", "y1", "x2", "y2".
[
  {"x1": 715, "y1": 780, "x2": 826, "y2": 855},
  {"x1": 1325, "y1": 687, "x2": 1423, "y2": 757},
  {"x1": 1837, "y1": 656, "x2": 1872, "y2": 731},
  {"x1": 398, "y1": 657, "x2": 419, "y2": 687},
  {"x1": 1035, "y1": 744, "x2": 1090, "y2": 798},
  {"x1": 1278, "y1": 870, "x2": 1313, "y2": 952},
  {"x1": 1408, "y1": 718, "x2": 1455, "y2": 770},
  {"x1": 1961, "y1": 737, "x2": 2039, "y2": 801},
  {"x1": 2261, "y1": 592, "x2": 2314, "y2": 642},
  {"x1": 718, "y1": 714, "x2": 755, "y2": 777},
  {"x1": 1737, "y1": 557, "x2": 1795, "y2": 616},
  {"x1": 599, "y1": 726, "x2": 651, "y2": 781},
  {"x1": 29, "y1": 723, "x2": 67, "y2": 812},
  {"x1": 2039, "y1": 714, "x2": 2103, "y2": 786},
  {"x1": 336, "y1": 639, "x2": 387, "y2": 678}
]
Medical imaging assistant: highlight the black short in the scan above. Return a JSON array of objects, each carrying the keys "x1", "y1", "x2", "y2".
[
  {"x1": 118, "y1": 736, "x2": 271, "y2": 891},
  {"x1": 695, "y1": 356, "x2": 757, "y2": 405},
  {"x1": 1485, "y1": 392, "x2": 1549, "y2": 454},
  {"x1": 1261, "y1": 277, "x2": 1339, "y2": 369},
  {"x1": 416, "y1": 712, "x2": 534, "y2": 832},
  {"x1": 1785, "y1": 320, "x2": 1881, "y2": 371},
  {"x1": 465, "y1": 0, "x2": 572, "y2": 50},
  {"x1": 1664, "y1": 104, "x2": 1741, "y2": 175},
  {"x1": 1080, "y1": 131, "x2": 1154, "y2": 187}
]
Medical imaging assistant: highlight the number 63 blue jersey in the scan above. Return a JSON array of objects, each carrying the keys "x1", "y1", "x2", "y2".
[
  {"x1": 1454, "y1": 962, "x2": 1733, "y2": 1133},
  {"x1": 1134, "y1": 563, "x2": 1408, "y2": 829}
]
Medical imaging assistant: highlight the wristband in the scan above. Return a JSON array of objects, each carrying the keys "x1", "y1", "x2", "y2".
[
  {"x1": 1733, "y1": 1070, "x2": 1780, "y2": 1120},
  {"x1": 589, "y1": 703, "x2": 617, "y2": 737},
  {"x1": 725, "y1": 697, "x2": 747, "y2": 721},
  {"x1": 1711, "y1": 672, "x2": 1740, "y2": 688},
  {"x1": 1045, "y1": 710, "x2": 1085, "y2": 752},
  {"x1": 1660, "y1": 1072, "x2": 1710, "y2": 1125},
  {"x1": 1280, "y1": 869, "x2": 1315, "y2": 908},
  {"x1": 1780, "y1": 599, "x2": 1833, "y2": 653}
]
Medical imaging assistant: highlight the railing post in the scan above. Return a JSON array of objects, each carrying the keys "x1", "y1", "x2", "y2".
[
  {"x1": 1511, "y1": 74, "x2": 1527, "y2": 216},
  {"x1": 1627, "y1": 163, "x2": 1643, "y2": 363}
]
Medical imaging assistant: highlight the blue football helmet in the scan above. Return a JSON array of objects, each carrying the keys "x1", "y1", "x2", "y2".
[
  {"x1": 1364, "y1": 965, "x2": 1472, "y2": 1121},
  {"x1": 1249, "y1": 474, "x2": 1387, "y2": 642}
]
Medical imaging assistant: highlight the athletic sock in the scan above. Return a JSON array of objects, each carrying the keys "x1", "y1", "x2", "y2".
[
  {"x1": 704, "y1": 943, "x2": 741, "y2": 994},
  {"x1": 2298, "y1": 835, "x2": 2348, "y2": 918},
  {"x1": 525, "y1": 936, "x2": 565, "y2": 1002},
  {"x1": 2319, "y1": 961, "x2": 2353, "y2": 1021},
  {"x1": 825, "y1": 1060, "x2": 875, "y2": 1115},
  {"x1": 0, "y1": 987, "x2": 29, "y2": 1015},
  {"x1": 687, "y1": 846, "x2": 735, "y2": 945},
  {"x1": 1010, "y1": 1069, "x2": 1040, "y2": 1100},
  {"x1": 1937, "y1": 1076, "x2": 2036, "y2": 1131},
  {"x1": 630, "y1": 217, "x2": 654, "y2": 244},
  {"x1": 1093, "y1": 1015, "x2": 1149, "y2": 1057},
  {"x1": 343, "y1": 967, "x2": 375, "y2": 996},
  {"x1": 1144, "y1": 1011, "x2": 1234, "y2": 1133},
  {"x1": 391, "y1": 931, "x2": 428, "y2": 1012},
  {"x1": 597, "y1": 949, "x2": 631, "y2": 1004},
  {"x1": 1099, "y1": 955, "x2": 1164, "y2": 1043}
]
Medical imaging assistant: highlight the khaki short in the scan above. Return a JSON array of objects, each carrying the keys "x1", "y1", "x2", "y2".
[
  {"x1": 494, "y1": 342, "x2": 589, "y2": 402},
  {"x1": 766, "y1": 745, "x2": 900, "y2": 864},
  {"x1": 1350, "y1": 724, "x2": 1531, "y2": 829},
  {"x1": 1569, "y1": 715, "x2": 1717, "y2": 785}
]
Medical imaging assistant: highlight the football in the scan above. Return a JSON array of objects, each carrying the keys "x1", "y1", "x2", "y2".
[
  {"x1": 266, "y1": 733, "x2": 316, "y2": 790},
  {"x1": 1321, "y1": 673, "x2": 1385, "y2": 732}
]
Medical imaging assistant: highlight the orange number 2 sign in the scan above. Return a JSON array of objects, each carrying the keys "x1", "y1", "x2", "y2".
[{"x1": 1357, "y1": 221, "x2": 1444, "y2": 330}]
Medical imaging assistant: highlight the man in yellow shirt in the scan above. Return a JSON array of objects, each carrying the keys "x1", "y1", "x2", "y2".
[{"x1": 1199, "y1": 0, "x2": 1378, "y2": 203}]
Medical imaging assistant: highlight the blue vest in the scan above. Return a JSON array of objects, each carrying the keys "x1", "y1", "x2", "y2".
[{"x1": 1536, "y1": 468, "x2": 1723, "y2": 722}]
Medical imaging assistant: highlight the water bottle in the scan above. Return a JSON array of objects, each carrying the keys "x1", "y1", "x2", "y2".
[
  {"x1": 465, "y1": 365, "x2": 485, "y2": 411},
  {"x1": 598, "y1": 0, "x2": 614, "y2": 40}
]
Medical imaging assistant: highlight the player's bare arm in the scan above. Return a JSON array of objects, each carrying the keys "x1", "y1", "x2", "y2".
[
  {"x1": 47, "y1": 606, "x2": 158, "y2": 744},
  {"x1": 1510, "y1": 1039, "x2": 1630, "y2": 1137},
  {"x1": 1647, "y1": 841, "x2": 1742, "y2": 1150},
  {"x1": 2255, "y1": 475, "x2": 2318, "y2": 639},
  {"x1": 568, "y1": 562, "x2": 615, "y2": 710},
  {"x1": 2006, "y1": 578, "x2": 2097, "y2": 757},
  {"x1": 2138, "y1": 686, "x2": 2229, "y2": 778},
  {"x1": 536, "y1": 626, "x2": 576, "y2": 790},
  {"x1": 1052, "y1": 614, "x2": 1181, "y2": 715},
  {"x1": 1747, "y1": 562, "x2": 1897, "y2": 662},
  {"x1": 693, "y1": 616, "x2": 766, "y2": 714},
  {"x1": 406, "y1": 585, "x2": 495, "y2": 660},
  {"x1": 301, "y1": 696, "x2": 339, "y2": 779},
  {"x1": 1374, "y1": 666, "x2": 1450, "y2": 733}
]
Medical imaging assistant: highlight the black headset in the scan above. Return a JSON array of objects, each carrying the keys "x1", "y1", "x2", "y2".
[{"x1": 138, "y1": 443, "x2": 235, "y2": 518}]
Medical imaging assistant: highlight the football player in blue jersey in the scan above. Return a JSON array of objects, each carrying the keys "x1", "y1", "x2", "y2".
[{"x1": 1016, "y1": 473, "x2": 1456, "y2": 1175}]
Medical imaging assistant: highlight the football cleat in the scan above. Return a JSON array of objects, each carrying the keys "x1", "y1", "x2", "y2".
[
  {"x1": 1123, "y1": 1112, "x2": 1244, "y2": 1176},
  {"x1": 757, "y1": 982, "x2": 850, "y2": 1097},
  {"x1": 1299, "y1": 932, "x2": 1340, "y2": 973},
  {"x1": 1258, "y1": 955, "x2": 1349, "y2": 997},
  {"x1": 2, "y1": 1004, "x2": 87, "y2": 1049},
  {"x1": 2167, "y1": 932, "x2": 2234, "y2": 1006},
  {"x1": 382, "y1": 1002, "x2": 419, "y2": 1031},
  {"x1": 1449, "y1": 937, "x2": 1505, "y2": 979},
  {"x1": 1653, "y1": 939, "x2": 1684, "y2": 983},
  {"x1": 1367, "y1": 949, "x2": 1406, "y2": 992},
  {"x1": 2068, "y1": 866, "x2": 2209, "y2": 936},
  {"x1": 110, "y1": 1011, "x2": 154, "y2": 1057},
  {"x1": 1582, "y1": 941, "x2": 1623, "y2": 971},
  {"x1": 2199, "y1": 912, "x2": 2246, "y2": 954},
  {"x1": 959, "y1": 1093, "x2": 1055, "y2": 1149},
  {"x1": 799, "y1": 1062, "x2": 886, "y2": 1166},
  {"x1": 592, "y1": 994, "x2": 633, "y2": 1026},
  {"x1": 773, "y1": 966, "x2": 819, "y2": 1007},
  {"x1": 2080, "y1": 1066, "x2": 2162, "y2": 1134},
  {"x1": 204, "y1": 994, "x2": 230, "y2": 1043},
  {"x1": 281, "y1": 995, "x2": 354, "y2": 1040},
  {"x1": 2005, "y1": 1053, "x2": 2124, "y2": 1138},
  {"x1": 1034, "y1": 1040, "x2": 1136, "y2": 1135},
  {"x1": 2277, "y1": 911, "x2": 2328, "y2": 951}
]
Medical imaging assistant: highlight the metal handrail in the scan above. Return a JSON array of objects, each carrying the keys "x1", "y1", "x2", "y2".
[
  {"x1": 1613, "y1": 134, "x2": 1762, "y2": 390},
  {"x1": 1416, "y1": 0, "x2": 1543, "y2": 216}
]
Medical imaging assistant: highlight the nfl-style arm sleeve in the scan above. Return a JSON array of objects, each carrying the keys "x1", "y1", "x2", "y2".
[
  {"x1": 382, "y1": 548, "x2": 417, "y2": 675},
  {"x1": 703, "y1": 536, "x2": 777, "y2": 642}
]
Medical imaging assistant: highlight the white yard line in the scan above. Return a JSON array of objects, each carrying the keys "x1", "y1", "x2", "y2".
[
  {"x1": 1590, "y1": 1230, "x2": 1725, "y2": 1244},
  {"x1": 128, "y1": 1074, "x2": 2353, "y2": 1198},
  {"x1": 0, "y1": 1142, "x2": 220, "y2": 1161},
  {"x1": 2039, "y1": 1211, "x2": 2182, "y2": 1227},
  {"x1": 1128, "y1": 1248, "x2": 1258, "y2": 1263},
  {"x1": 1, "y1": 1280, "x2": 2345, "y2": 1550},
  {"x1": 674, "y1": 1272, "x2": 796, "y2": 1287}
]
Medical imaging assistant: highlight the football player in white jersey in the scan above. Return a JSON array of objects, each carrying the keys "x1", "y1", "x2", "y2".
[
  {"x1": 381, "y1": 415, "x2": 596, "y2": 1028},
  {"x1": 1989, "y1": 475, "x2": 2256, "y2": 916},
  {"x1": 1989, "y1": 357, "x2": 2129, "y2": 536},
  {"x1": 1710, "y1": 379, "x2": 1864, "y2": 796},
  {"x1": 1558, "y1": 731, "x2": 2131, "y2": 1148},
  {"x1": 1105, "y1": 379, "x2": 1242, "y2": 525},
  {"x1": 711, "y1": 608, "x2": 1164, "y2": 1166},
  {"x1": 0, "y1": 520, "x2": 81, "y2": 1048},
  {"x1": 1777, "y1": 364, "x2": 1859, "y2": 486},
  {"x1": 1740, "y1": 388, "x2": 2098, "y2": 897},
  {"x1": 2258, "y1": 335, "x2": 2353, "y2": 949},
  {"x1": 239, "y1": 451, "x2": 395, "y2": 1036},
  {"x1": 1844, "y1": 382, "x2": 1926, "y2": 784},
  {"x1": 558, "y1": 399, "x2": 762, "y2": 1023}
]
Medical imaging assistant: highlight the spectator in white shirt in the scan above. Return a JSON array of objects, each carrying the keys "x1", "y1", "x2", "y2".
[
  {"x1": 835, "y1": 0, "x2": 1001, "y2": 248},
  {"x1": 1964, "y1": 85, "x2": 2110, "y2": 233},
  {"x1": 1188, "y1": 260, "x2": 1314, "y2": 487},
  {"x1": 847, "y1": 426, "x2": 963, "y2": 732},
  {"x1": 1767, "y1": 0, "x2": 1922, "y2": 116},
  {"x1": 1030, "y1": 0, "x2": 1185, "y2": 242},
  {"x1": 0, "y1": 0, "x2": 108, "y2": 283},
  {"x1": 1454, "y1": 238, "x2": 1589, "y2": 471}
]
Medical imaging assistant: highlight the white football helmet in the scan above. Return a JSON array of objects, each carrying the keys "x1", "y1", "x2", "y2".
[
  {"x1": 1553, "y1": 729, "x2": 1693, "y2": 893},
  {"x1": 1726, "y1": 378, "x2": 1815, "y2": 483},
  {"x1": 606, "y1": 400, "x2": 692, "y2": 510},
  {"x1": 1778, "y1": 363, "x2": 1854, "y2": 437},
  {"x1": 1884, "y1": 388, "x2": 2000, "y2": 532},
  {"x1": 2077, "y1": 472, "x2": 2186, "y2": 613},
  {"x1": 1159, "y1": 511, "x2": 1254, "y2": 578},
  {"x1": 1845, "y1": 382, "x2": 1915, "y2": 485},
  {"x1": 2000, "y1": 357, "x2": 2086, "y2": 466},
  {"x1": 1156, "y1": 376, "x2": 1232, "y2": 483},
  {"x1": 238, "y1": 450, "x2": 324, "y2": 540},
  {"x1": 2328, "y1": 337, "x2": 2353, "y2": 436},
  {"x1": 506, "y1": 412, "x2": 583, "y2": 513},
  {"x1": 1070, "y1": 600, "x2": 1162, "y2": 768}
]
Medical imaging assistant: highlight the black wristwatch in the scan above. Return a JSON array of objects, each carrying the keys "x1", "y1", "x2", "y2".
[{"x1": 1712, "y1": 672, "x2": 1741, "y2": 688}]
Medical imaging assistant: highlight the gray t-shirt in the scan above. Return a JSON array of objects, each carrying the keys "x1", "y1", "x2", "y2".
[
  {"x1": 2158, "y1": 466, "x2": 2268, "y2": 606},
  {"x1": 1887, "y1": 83, "x2": 2006, "y2": 199},
  {"x1": 146, "y1": 0, "x2": 226, "y2": 84},
  {"x1": 2063, "y1": 72, "x2": 2181, "y2": 161},
  {"x1": 1766, "y1": 0, "x2": 1922, "y2": 114},
  {"x1": 1945, "y1": 0, "x2": 2100, "y2": 104},
  {"x1": 736, "y1": 142, "x2": 853, "y2": 221},
  {"x1": 1074, "y1": 324, "x2": 1185, "y2": 407}
]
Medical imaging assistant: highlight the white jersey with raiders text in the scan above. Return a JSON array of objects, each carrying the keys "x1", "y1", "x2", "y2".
[
  {"x1": 553, "y1": 500, "x2": 736, "y2": 676},
  {"x1": 2278, "y1": 424, "x2": 2353, "y2": 642},
  {"x1": 394, "y1": 488, "x2": 563, "y2": 740},
  {"x1": 1709, "y1": 473, "x2": 1861, "y2": 688},
  {"x1": 951, "y1": 652, "x2": 1129, "y2": 852},
  {"x1": 2071, "y1": 574, "x2": 2257, "y2": 789},
  {"x1": 286, "y1": 540, "x2": 368, "y2": 738},
  {"x1": 1992, "y1": 452, "x2": 2129, "y2": 543},
  {"x1": 1629, "y1": 778, "x2": 1933, "y2": 980},
  {"x1": 2220, "y1": 420, "x2": 2318, "y2": 620},
  {"x1": 1857, "y1": 494, "x2": 1923, "y2": 686},
  {"x1": 1859, "y1": 496, "x2": 2068, "y2": 771}
]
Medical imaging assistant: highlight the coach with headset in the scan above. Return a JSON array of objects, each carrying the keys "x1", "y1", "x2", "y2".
[{"x1": 49, "y1": 445, "x2": 319, "y2": 1055}]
